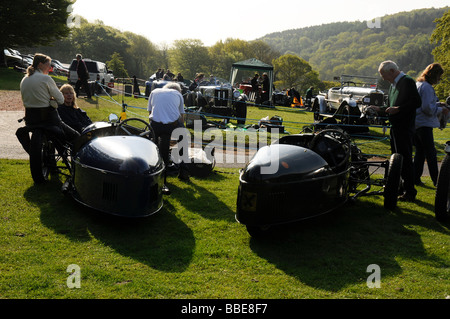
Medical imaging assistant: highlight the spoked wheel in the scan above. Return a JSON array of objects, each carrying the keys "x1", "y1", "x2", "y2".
[
  {"x1": 435, "y1": 154, "x2": 450, "y2": 222},
  {"x1": 115, "y1": 118, "x2": 155, "y2": 141},
  {"x1": 383, "y1": 153, "x2": 403, "y2": 210},
  {"x1": 312, "y1": 97, "x2": 322, "y2": 122},
  {"x1": 29, "y1": 129, "x2": 54, "y2": 184},
  {"x1": 341, "y1": 103, "x2": 356, "y2": 126},
  {"x1": 309, "y1": 128, "x2": 352, "y2": 168}
]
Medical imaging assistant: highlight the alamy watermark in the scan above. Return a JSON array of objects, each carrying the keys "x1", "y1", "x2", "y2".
[
  {"x1": 66, "y1": 4, "x2": 81, "y2": 28},
  {"x1": 367, "y1": 18, "x2": 381, "y2": 29},
  {"x1": 366, "y1": 264, "x2": 381, "y2": 288},
  {"x1": 171, "y1": 120, "x2": 280, "y2": 174},
  {"x1": 67, "y1": 264, "x2": 81, "y2": 288}
]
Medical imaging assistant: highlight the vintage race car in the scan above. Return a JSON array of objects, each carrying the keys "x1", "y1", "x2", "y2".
[
  {"x1": 236, "y1": 129, "x2": 403, "y2": 237},
  {"x1": 184, "y1": 77, "x2": 248, "y2": 125},
  {"x1": 313, "y1": 75, "x2": 387, "y2": 132},
  {"x1": 22, "y1": 115, "x2": 165, "y2": 218}
]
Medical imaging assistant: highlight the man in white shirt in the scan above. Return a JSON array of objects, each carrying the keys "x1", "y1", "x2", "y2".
[{"x1": 148, "y1": 82, "x2": 189, "y2": 193}]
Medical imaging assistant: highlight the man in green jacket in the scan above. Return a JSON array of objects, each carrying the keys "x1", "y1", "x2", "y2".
[{"x1": 372, "y1": 60, "x2": 422, "y2": 202}]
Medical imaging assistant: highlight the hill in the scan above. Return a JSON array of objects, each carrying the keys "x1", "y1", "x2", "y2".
[{"x1": 259, "y1": 7, "x2": 449, "y2": 81}]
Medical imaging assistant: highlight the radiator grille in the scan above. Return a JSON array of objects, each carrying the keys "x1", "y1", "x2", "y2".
[{"x1": 102, "y1": 182, "x2": 118, "y2": 202}]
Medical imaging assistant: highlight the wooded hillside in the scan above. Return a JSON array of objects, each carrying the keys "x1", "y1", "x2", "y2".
[{"x1": 260, "y1": 7, "x2": 449, "y2": 81}]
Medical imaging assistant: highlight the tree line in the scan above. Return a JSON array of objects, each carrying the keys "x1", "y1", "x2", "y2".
[
  {"x1": 260, "y1": 7, "x2": 449, "y2": 97},
  {"x1": 2, "y1": 1, "x2": 449, "y2": 97}
]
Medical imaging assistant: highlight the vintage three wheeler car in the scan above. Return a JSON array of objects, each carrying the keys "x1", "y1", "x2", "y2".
[
  {"x1": 236, "y1": 129, "x2": 403, "y2": 237},
  {"x1": 20, "y1": 115, "x2": 165, "y2": 217}
]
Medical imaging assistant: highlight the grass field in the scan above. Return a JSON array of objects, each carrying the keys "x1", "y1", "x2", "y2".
[
  {"x1": 0, "y1": 68, "x2": 449, "y2": 300},
  {"x1": 0, "y1": 159, "x2": 448, "y2": 299}
]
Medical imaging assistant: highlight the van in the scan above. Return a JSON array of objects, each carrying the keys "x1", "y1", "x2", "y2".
[{"x1": 68, "y1": 59, "x2": 114, "y2": 86}]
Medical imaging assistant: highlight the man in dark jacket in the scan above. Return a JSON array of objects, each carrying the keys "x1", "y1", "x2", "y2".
[
  {"x1": 260, "y1": 73, "x2": 270, "y2": 103},
  {"x1": 373, "y1": 60, "x2": 422, "y2": 202},
  {"x1": 75, "y1": 54, "x2": 91, "y2": 99}
]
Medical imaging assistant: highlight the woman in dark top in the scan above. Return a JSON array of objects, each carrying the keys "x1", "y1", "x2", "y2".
[{"x1": 57, "y1": 84, "x2": 92, "y2": 133}]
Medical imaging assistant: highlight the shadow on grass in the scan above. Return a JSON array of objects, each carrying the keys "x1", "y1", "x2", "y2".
[
  {"x1": 24, "y1": 178, "x2": 195, "y2": 273},
  {"x1": 248, "y1": 200, "x2": 449, "y2": 292},
  {"x1": 166, "y1": 172, "x2": 237, "y2": 222}
]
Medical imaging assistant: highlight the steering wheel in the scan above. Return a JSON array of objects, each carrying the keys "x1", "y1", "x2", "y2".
[
  {"x1": 115, "y1": 118, "x2": 155, "y2": 141},
  {"x1": 309, "y1": 129, "x2": 352, "y2": 168}
]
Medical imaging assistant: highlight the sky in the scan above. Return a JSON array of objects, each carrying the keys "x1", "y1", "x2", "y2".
[{"x1": 71, "y1": 0, "x2": 449, "y2": 47}]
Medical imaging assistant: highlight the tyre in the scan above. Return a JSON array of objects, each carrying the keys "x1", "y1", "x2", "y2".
[
  {"x1": 341, "y1": 103, "x2": 355, "y2": 125},
  {"x1": 29, "y1": 129, "x2": 52, "y2": 184},
  {"x1": 312, "y1": 98, "x2": 322, "y2": 121},
  {"x1": 435, "y1": 154, "x2": 450, "y2": 222},
  {"x1": 384, "y1": 153, "x2": 403, "y2": 210}
]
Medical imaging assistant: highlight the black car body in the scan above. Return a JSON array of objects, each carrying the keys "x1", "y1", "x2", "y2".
[
  {"x1": 236, "y1": 129, "x2": 402, "y2": 236},
  {"x1": 18, "y1": 115, "x2": 165, "y2": 218},
  {"x1": 67, "y1": 118, "x2": 164, "y2": 217}
]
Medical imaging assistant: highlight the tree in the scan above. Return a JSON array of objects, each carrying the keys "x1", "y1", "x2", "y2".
[
  {"x1": 430, "y1": 10, "x2": 450, "y2": 98},
  {"x1": 71, "y1": 21, "x2": 129, "y2": 64},
  {"x1": 124, "y1": 32, "x2": 160, "y2": 79},
  {"x1": 107, "y1": 52, "x2": 128, "y2": 79},
  {"x1": 208, "y1": 39, "x2": 250, "y2": 79},
  {"x1": 248, "y1": 40, "x2": 281, "y2": 66},
  {"x1": 0, "y1": 0, "x2": 72, "y2": 49},
  {"x1": 169, "y1": 39, "x2": 210, "y2": 80},
  {"x1": 273, "y1": 54, "x2": 322, "y2": 92}
]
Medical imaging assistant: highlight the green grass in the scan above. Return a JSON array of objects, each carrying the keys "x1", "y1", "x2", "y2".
[
  {"x1": 0, "y1": 159, "x2": 449, "y2": 299},
  {"x1": 1, "y1": 68, "x2": 449, "y2": 299},
  {"x1": 0, "y1": 67, "x2": 25, "y2": 90}
]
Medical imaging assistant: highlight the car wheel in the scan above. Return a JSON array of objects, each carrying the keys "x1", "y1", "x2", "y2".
[
  {"x1": 435, "y1": 154, "x2": 450, "y2": 222},
  {"x1": 312, "y1": 97, "x2": 322, "y2": 121},
  {"x1": 341, "y1": 103, "x2": 359, "y2": 126},
  {"x1": 384, "y1": 153, "x2": 403, "y2": 210},
  {"x1": 29, "y1": 129, "x2": 53, "y2": 184}
]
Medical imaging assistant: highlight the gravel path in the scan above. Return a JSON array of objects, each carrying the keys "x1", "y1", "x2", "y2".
[{"x1": 0, "y1": 90, "x2": 28, "y2": 159}]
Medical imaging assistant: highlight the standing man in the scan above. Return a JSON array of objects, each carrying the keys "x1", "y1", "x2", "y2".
[
  {"x1": 75, "y1": 54, "x2": 91, "y2": 99},
  {"x1": 250, "y1": 73, "x2": 260, "y2": 102},
  {"x1": 148, "y1": 82, "x2": 189, "y2": 194},
  {"x1": 371, "y1": 60, "x2": 422, "y2": 202},
  {"x1": 260, "y1": 73, "x2": 270, "y2": 104},
  {"x1": 305, "y1": 86, "x2": 314, "y2": 108}
]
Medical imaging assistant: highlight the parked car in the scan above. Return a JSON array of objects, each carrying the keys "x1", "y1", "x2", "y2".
[
  {"x1": 236, "y1": 128, "x2": 403, "y2": 237},
  {"x1": 68, "y1": 59, "x2": 114, "y2": 87},
  {"x1": 51, "y1": 59, "x2": 69, "y2": 77},
  {"x1": 184, "y1": 77, "x2": 248, "y2": 124},
  {"x1": 17, "y1": 113, "x2": 164, "y2": 217},
  {"x1": 3, "y1": 48, "x2": 32, "y2": 69},
  {"x1": 313, "y1": 75, "x2": 387, "y2": 133}
]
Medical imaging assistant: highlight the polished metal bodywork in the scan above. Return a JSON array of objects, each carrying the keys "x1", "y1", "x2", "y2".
[
  {"x1": 236, "y1": 132, "x2": 351, "y2": 228},
  {"x1": 68, "y1": 120, "x2": 165, "y2": 218},
  {"x1": 237, "y1": 143, "x2": 349, "y2": 227},
  {"x1": 236, "y1": 129, "x2": 401, "y2": 233}
]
